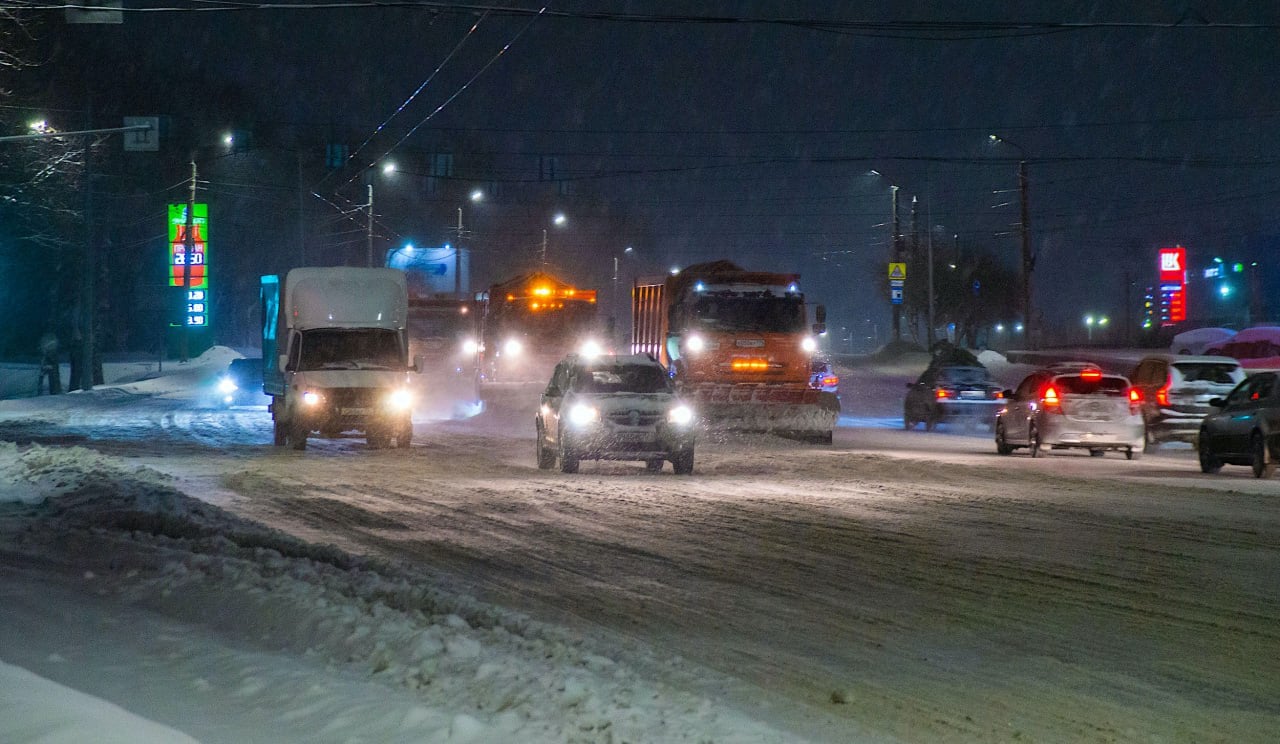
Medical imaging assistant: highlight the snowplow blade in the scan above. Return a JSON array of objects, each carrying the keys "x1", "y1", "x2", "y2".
[{"x1": 684, "y1": 385, "x2": 839, "y2": 443}]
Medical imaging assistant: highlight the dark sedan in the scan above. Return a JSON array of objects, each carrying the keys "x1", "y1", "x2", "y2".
[
  {"x1": 1198, "y1": 371, "x2": 1279, "y2": 478},
  {"x1": 904, "y1": 364, "x2": 1004, "y2": 431}
]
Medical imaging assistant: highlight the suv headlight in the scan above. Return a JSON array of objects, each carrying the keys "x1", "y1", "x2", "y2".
[
  {"x1": 301, "y1": 391, "x2": 322, "y2": 406},
  {"x1": 568, "y1": 403, "x2": 598, "y2": 427},
  {"x1": 667, "y1": 404, "x2": 694, "y2": 426},
  {"x1": 503, "y1": 338, "x2": 523, "y2": 356},
  {"x1": 579, "y1": 339, "x2": 604, "y2": 359},
  {"x1": 384, "y1": 388, "x2": 414, "y2": 411},
  {"x1": 217, "y1": 377, "x2": 238, "y2": 394}
]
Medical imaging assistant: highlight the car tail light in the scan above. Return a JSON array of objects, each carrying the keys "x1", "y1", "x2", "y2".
[
  {"x1": 1129, "y1": 387, "x2": 1143, "y2": 414},
  {"x1": 992, "y1": 390, "x2": 1004, "y2": 399},
  {"x1": 821, "y1": 375, "x2": 839, "y2": 388},
  {"x1": 1041, "y1": 385, "x2": 1062, "y2": 412},
  {"x1": 936, "y1": 388, "x2": 951, "y2": 400},
  {"x1": 1080, "y1": 369, "x2": 1103, "y2": 381},
  {"x1": 1156, "y1": 374, "x2": 1171, "y2": 406}
]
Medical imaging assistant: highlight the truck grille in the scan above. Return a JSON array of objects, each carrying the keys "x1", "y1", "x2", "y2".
[{"x1": 327, "y1": 388, "x2": 379, "y2": 410}]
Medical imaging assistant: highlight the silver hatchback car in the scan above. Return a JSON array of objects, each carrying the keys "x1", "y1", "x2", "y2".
[{"x1": 996, "y1": 365, "x2": 1145, "y2": 459}]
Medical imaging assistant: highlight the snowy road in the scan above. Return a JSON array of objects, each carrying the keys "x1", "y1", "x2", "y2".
[{"x1": 2, "y1": 375, "x2": 1277, "y2": 743}]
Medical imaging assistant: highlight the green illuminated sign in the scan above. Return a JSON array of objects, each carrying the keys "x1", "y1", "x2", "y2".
[{"x1": 168, "y1": 204, "x2": 210, "y2": 326}]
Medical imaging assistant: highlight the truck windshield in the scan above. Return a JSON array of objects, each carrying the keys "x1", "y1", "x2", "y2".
[
  {"x1": 298, "y1": 329, "x2": 402, "y2": 371},
  {"x1": 690, "y1": 294, "x2": 805, "y2": 333}
]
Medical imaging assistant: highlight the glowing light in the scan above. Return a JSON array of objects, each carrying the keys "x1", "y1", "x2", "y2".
[
  {"x1": 553, "y1": 213, "x2": 567, "y2": 226},
  {"x1": 302, "y1": 391, "x2": 322, "y2": 406},
  {"x1": 217, "y1": 377, "x2": 237, "y2": 394},
  {"x1": 503, "y1": 338, "x2": 523, "y2": 356},
  {"x1": 1042, "y1": 386, "x2": 1060, "y2": 406},
  {"x1": 533, "y1": 286, "x2": 552, "y2": 296},
  {"x1": 800, "y1": 337, "x2": 818, "y2": 353},
  {"x1": 569, "y1": 403, "x2": 598, "y2": 427},
  {"x1": 1080, "y1": 369, "x2": 1103, "y2": 380},
  {"x1": 731, "y1": 359, "x2": 770, "y2": 371},
  {"x1": 382, "y1": 161, "x2": 396, "y2": 175},
  {"x1": 461, "y1": 339, "x2": 479, "y2": 355},
  {"x1": 668, "y1": 405, "x2": 695, "y2": 426},
  {"x1": 686, "y1": 335, "x2": 705, "y2": 353},
  {"x1": 579, "y1": 339, "x2": 604, "y2": 359},
  {"x1": 470, "y1": 189, "x2": 484, "y2": 202},
  {"x1": 384, "y1": 388, "x2": 414, "y2": 411},
  {"x1": 223, "y1": 133, "x2": 234, "y2": 146}
]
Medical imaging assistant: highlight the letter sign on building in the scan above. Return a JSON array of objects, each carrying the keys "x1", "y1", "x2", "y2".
[{"x1": 1158, "y1": 246, "x2": 1186, "y2": 326}]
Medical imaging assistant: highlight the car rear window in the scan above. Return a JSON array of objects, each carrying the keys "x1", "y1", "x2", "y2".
[
  {"x1": 1052, "y1": 375, "x2": 1128, "y2": 396},
  {"x1": 937, "y1": 367, "x2": 991, "y2": 384},
  {"x1": 1173, "y1": 362, "x2": 1241, "y2": 384}
]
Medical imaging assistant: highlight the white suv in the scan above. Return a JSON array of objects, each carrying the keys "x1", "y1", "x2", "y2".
[{"x1": 536, "y1": 354, "x2": 697, "y2": 474}]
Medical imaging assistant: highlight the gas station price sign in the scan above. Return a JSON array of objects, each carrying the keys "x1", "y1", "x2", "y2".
[{"x1": 168, "y1": 204, "x2": 210, "y2": 327}]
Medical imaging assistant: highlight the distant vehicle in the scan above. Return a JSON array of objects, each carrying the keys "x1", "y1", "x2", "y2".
[
  {"x1": 1198, "y1": 371, "x2": 1279, "y2": 478},
  {"x1": 535, "y1": 354, "x2": 696, "y2": 474},
  {"x1": 809, "y1": 357, "x2": 840, "y2": 396},
  {"x1": 995, "y1": 364, "x2": 1144, "y2": 459},
  {"x1": 1171, "y1": 327, "x2": 1235, "y2": 356},
  {"x1": 903, "y1": 365, "x2": 1004, "y2": 431},
  {"x1": 1214, "y1": 326, "x2": 1280, "y2": 369},
  {"x1": 1129, "y1": 354, "x2": 1246, "y2": 449},
  {"x1": 216, "y1": 357, "x2": 264, "y2": 406}
]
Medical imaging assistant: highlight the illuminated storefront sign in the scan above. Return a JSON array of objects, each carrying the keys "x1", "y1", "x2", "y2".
[
  {"x1": 1158, "y1": 246, "x2": 1186, "y2": 326},
  {"x1": 168, "y1": 204, "x2": 210, "y2": 327}
]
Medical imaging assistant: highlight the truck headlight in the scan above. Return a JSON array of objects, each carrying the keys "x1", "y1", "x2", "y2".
[
  {"x1": 667, "y1": 404, "x2": 694, "y2": 426},
  {"x1": 385, "y1": 388, "x2": 414, "y2": 411},
  {"x1": 217, "y1": 377, "x2": 238, "y2": 394},
  {"x1": 302, "y1": 391, "x2": 322, "y2": 406},
  {"x1": 686, "y1": 334, "x2": 705, "y2": 353},
  {"x1": 568, "y1": 403, "x2": 598, "y2": 427},
  {"x1": 800, "y1": 337, "x2": 818, "y2": 353},
  {"x1": 503, "y1": 338, "x2": 523, "y2": 356},
  {"x1": 461, "y1": 338, "x2": 479, "y2": 355}
]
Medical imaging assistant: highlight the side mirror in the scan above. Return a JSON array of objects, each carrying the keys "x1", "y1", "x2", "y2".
[
  {"x1": 278, "y1": 354, "x2": 290, "y2": 373},
  {"x1": 1208, "y1": 397, "x2": 1225, "y2": 408},
  {"x1": 815, "y1": 304, "x2": 826, "y2": 324},
  {"x1": 412, "y1": 354, "x2": 425, "y2": 373},
  {"x1": 1003, "y1": 389, "x2": 1015, "y2": 400},
  {"x1": 544, "y1": 384, "x2": 561, "y2": 398}
]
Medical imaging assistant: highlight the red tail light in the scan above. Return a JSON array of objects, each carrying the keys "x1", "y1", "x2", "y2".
[
  {"x1": 1080, "y1": 369, "x2": 1103, "y2": 380},
  {"x1": 821, "y1": 375, "x2": 839, "y2": 388},
  {"x1": 993, "y1": 390, "x2": 1004, "y2": 399},
  {"x1": 1156, "y1": 374, "x2": 1171, "y2": 406},
  {"x1": 1129, "y1": 387, "x2": 1143, "y2": 414},
  {"x1": 936, "y1": 389, "x2": 950, "y2": 399},
  {"x1": 1041, "y1": 385, "x2": 1062, "y2": 412}
]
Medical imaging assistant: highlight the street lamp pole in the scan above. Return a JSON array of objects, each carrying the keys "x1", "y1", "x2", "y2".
[
  {"x1": 365, "y1": 183, "x2": 374, "y2": 268},
  {"x1": 990, "y1": 135, "x2": 1034, "y2": 350},
  {"x1": 891, "y1": 185, "x2": 902, "y2": 342}
]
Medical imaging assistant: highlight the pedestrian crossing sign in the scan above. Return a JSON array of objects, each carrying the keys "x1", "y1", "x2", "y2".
[{"x1": 888, "y1": 262, "x2": 906, "y2": 279}]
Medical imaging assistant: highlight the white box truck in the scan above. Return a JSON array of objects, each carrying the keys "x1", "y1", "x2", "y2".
[{"x1": 261, "y1": 268, "x2": 419, "y2": 450}]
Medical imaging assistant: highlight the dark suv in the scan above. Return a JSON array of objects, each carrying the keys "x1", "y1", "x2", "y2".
[{"x1": 535, "y1": 354, "x2": 697, "y2": 474}]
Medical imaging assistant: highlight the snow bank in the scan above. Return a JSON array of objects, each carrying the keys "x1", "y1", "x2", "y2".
[{"x1": 0, "y1": 444, "x2": 798, "y2": 743}]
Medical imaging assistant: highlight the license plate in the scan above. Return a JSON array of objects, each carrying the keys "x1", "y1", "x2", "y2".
[
  {"x1": 339, "y1": 407, "x2": 370, "y2": 416},
  {"x1": 613, "y1": 432, "x2": 652, "y2": 442},
  {"x1": 960, "y1": 391, "x2": 985, "y2": 399}
]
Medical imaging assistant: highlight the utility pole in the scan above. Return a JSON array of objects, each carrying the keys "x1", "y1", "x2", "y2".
[
  {"x1": 927, "y1": 205, "x2": 935, "y2": 348},
  {"x1": 891, "y1": 186, "x2": 901, "y2": 342},
  {"x1": 541, "y1": 228, "x2": 548, "y2": 267},
  {"x1": 1019, "y1": 159, "x2": 1033, "y2": 349},
  {"x1": 180, "y1": 158, "x2": 196, "y2": 363},
  {"x1": 297, "y1": 153, "x2": 306, "y2": 266},
  {"x1": 910, "y1": 195, "x2": 919, "y2": 343},
  {"x1": 77, "y1": 107, "x2": 95, "y2": 391},
  {"x1": 455, "y1": 206, "x2": 464, "y2": 297},
  {"x1": 365, "y1": 183, "x2": 374, "y2": 268}
]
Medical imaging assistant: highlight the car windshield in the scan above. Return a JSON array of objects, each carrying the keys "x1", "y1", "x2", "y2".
[
  {"x1": 298, "y1": 329, "x2": 402, "y2": 371},
  {"x1": 1174, "y1": 362, "x2": 1241, "y2": 384},
  {"x1": 1053, "y1": 375, "x2": 1128, "y2": 396},
  {"x1": 689, "y1": 294, "x2": 806, "y2": 333},
  {"x1": 572, "y1": 364, "x2": 671, "y2": 394},
  {"x1": 936, "y1": 367, "x2": 991, "y2": 385}
]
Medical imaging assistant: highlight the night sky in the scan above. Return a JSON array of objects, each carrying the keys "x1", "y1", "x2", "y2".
[{"x1": 7, "y1": 1, "x2": 1280, "y2": 352}]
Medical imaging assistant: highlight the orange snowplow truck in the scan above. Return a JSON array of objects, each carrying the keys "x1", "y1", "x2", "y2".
[{"x1": 632, "y1": 260, "x2": 839, "y2": 443}]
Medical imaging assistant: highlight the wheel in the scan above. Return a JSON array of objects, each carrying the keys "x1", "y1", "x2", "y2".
[
  {"x1": 289, "y1": 424, "x2": 308, "y2": 451},
  {"x1": 558, "y1": 434, "x2": 579, "y2": 473},
  {"x1": 645, "y1": 458, "x2": 664, "y2": 473},
  {"x1": 1251, "y1": 432, "x2": 1276, "y2": 479},
  {"x1": 366, "y1": 427, "x2": 390, "y2": 449},
  {"x1": 1125, "y1": 448, "x2": 1140, "y2": 461},
  {"x1": 396, "y1": 422, "x2": 413, "y2": 449},
  {"x1": 903, "y1": 414, "x2": 915, "y2": 430},
  {"x1": 1198, "y1": 431, "x2": 1223, "y2": 474},
  {"x1": 1143, "y1": 425, "x2": 1159, "y2": 453},
  {"x1": 995, "y1": 421, "x2": 1014, "y2": 455},
  {"x1": 1090, "y1": 449, "x2": 1105, "y2": 457},
  {"x1": 1029, "y1": 427, "x2": 1043, "y2": 458},
  {"x1": 536, "y1": 425, "x2": 557, "y2": 470},
  {"x1": 273, "y1": 420, "x2": 287, "y2": 446},
  {"x1": 924, "y1": 411, "x2": 938, "y2": 432},
  {"x1": 672, "y1": 447, "x2": 694, "y2": 475}
]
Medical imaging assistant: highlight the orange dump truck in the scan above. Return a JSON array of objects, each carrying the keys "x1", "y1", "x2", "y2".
[{"x1": 632, "y1": 260, "x2": 838, "y2": 442}]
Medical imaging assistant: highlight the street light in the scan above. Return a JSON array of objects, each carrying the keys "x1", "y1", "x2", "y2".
[
  {"x1": 865, "y1": 170, "x2": 904, "y2": 341},
  {"x1": 1084, "y1": 314, "x2": 1109, "y2": 344},
  {"x1": 989, "y1": 134, "x2": 1034, "y2": 349},
  {"x1": 540, "y1": 212, "x2": 567, "y2": 266}
]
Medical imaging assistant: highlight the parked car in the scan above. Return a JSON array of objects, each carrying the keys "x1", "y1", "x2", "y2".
[
  {"x1": 995, "y1": 364, "x2": 1144, "y2": 459},
  {"x1": 904, "y1": 365, "x2": 1004, "y2": 430},
  {"x1": 1214, "y1": 326, "x2": 1280, "y2": 369},
  {"x1": 535, "y1": 354, "x2": 697, "y2": 474},
  {"x1": 1198, "y1": 371, "x2": 1280, "y2": 478},
  {"x1": 1129, "y1": 354, "x2": 1246, "y2": 449},
  {"x1": 1170, "y1": 327, "x2": 1235, "y2": 356},
  {"x1": 215, "y1": 357, "x2": 264, "y2": 406}
]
